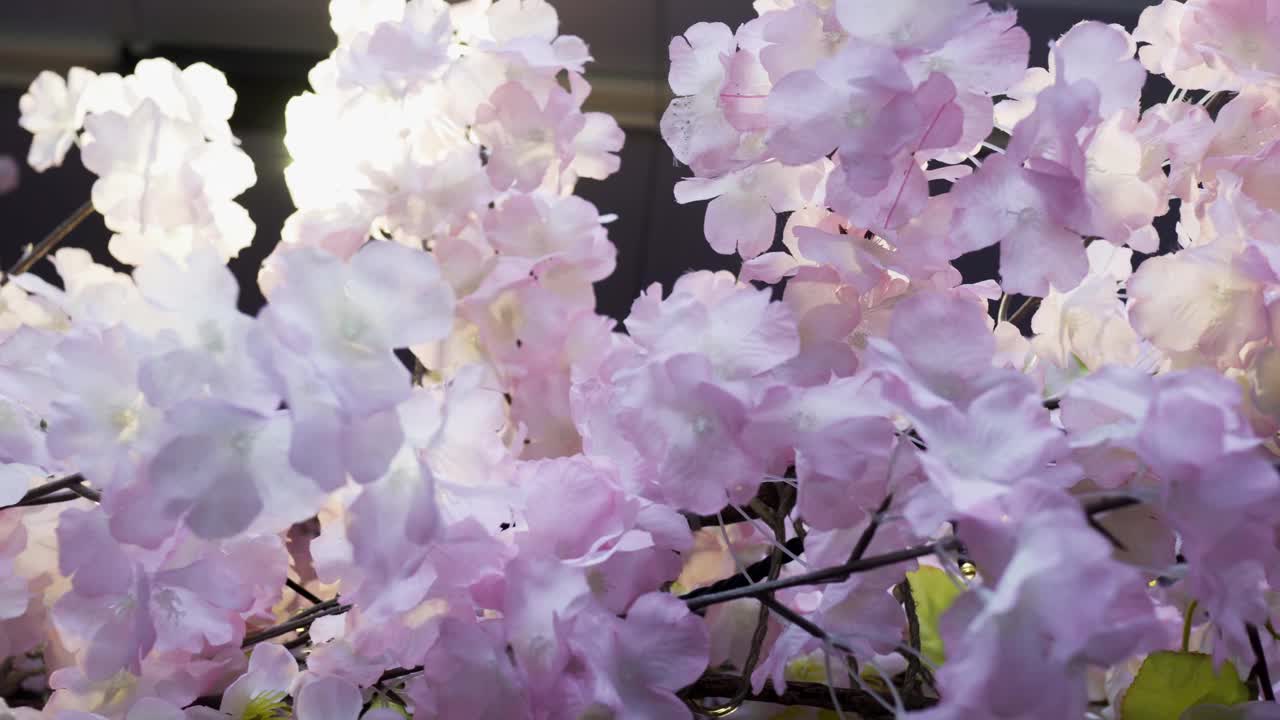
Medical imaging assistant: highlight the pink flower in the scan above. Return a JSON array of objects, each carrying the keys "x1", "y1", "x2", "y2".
[
  {"x1": 408, "y1": 618, "x2": 533, "y2": 720},
  {"x1": 661, "y1": 23, "x2": 753, "y2": 178},
  {"x1": 1127, "y1": 241, "x2": 1267, "y2": 370},
  {"x1": 294, "y1": 676, "x2": 364, "y2": 720},
  {"x1": 145, "y1": 401, "x2": 324, "y2": 540},
  {"x1": 571, "y1": 592, "x2": 710, "y2": 719},
  {"x1": 1135, "y1": 0, "x2": 1280, "y2": 91},
  {"x1": 331, "y1": 0, "x2": 452, "y2": 96},
  {"x1": 765, "y1": 44, "x2": 916, "y2": 167},
  {"x1": 256, "y1": 241, "x2": 454, "y2": 486},
  {"x1": 949, "y1": 153, "x2": 1089, "y2": 296},
  {"x1": 921, "y1": 506, "x2": 1163, "y2": 720},
  {"x1": 623, "y1": 271, "x2": 800, "y2": 381}
]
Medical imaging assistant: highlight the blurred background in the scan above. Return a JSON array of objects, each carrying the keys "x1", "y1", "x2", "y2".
[{"x1": 0, "y1": 0, "x2": 1163, "y2": 320}]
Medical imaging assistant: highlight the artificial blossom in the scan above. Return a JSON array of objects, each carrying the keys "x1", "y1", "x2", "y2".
[{"x1": 3, "y1": 0, "x2": 1280, "y2": 718}]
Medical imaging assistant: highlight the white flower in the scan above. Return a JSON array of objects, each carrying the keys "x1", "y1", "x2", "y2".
[{"x1": 18, "y1": 67, "x2": 96, "y2": 171}]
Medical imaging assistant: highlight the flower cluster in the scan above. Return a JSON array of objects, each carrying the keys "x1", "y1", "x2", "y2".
[{"x1": 3, "y1": 0, "x2": 1280, "y2": 718}]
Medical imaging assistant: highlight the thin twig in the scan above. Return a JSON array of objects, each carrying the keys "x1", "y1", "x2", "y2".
[
  {"x1": 3, "y1": 474, "x2": 101, "y2": 510},
  {"x1": 691, "y1": 486, "x2": 796, "y2": 716},
  {"x1": 897, "y1": 579, "x2": 934, "y2": 693},
  {"x1": 761, "y1": 595, "x2": 855, "y2": 657},
  {"x1": 286, "y1": 578, "x2": 324, "y2": 605},
  {"x1": 242, "y1": 599, "x2": 351, "y2": 647},
  {"x1": 8, "y1": 474, "x2": 88, "y2": 503},
  {"x1": 66, "y1": 482, "x2": 101, "y2": 503},
  {"x1": 686, "y1": 541, "x2": 952, "y2": 613},
  {"x1": 3, "y1": 490, "x2": 83, "y2": 508},
  {"x1": 1006, "y1": 296, "x2": 1040, "y2": 325},
  {"x1": 848, "y1": 495, "x2": 893, "y2": 564},
  {"x1": 1247, "y1": 623, "x2": 1276, "y2": 701},
  {"x1": 378, "y1": 666, "x2": 425, "y2": 684},
  {"x1": 683, "y1": 496, "x2": 768, "y2": 530},
  {"x1": 680, "y1": 536, "x2": 806, "y2": 603},
  {"x1": 683, "y1": 671, "x2": 934, "y2": 716},
  {"x1": 1083, "y1": 496, "x2": 1142, "y2": 516},
  {"x1": 2, "y1": 201, "x2": 95, "y2": 286}
]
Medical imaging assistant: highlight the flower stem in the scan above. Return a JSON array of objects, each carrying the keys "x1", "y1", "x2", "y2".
[{"x1": 1181, "y1": 600, "x2": 1199, "y2": 652}]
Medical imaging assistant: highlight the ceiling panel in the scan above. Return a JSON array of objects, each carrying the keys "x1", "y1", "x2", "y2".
[
  {"x1": 0, "y1": 0, "x2": 1162, "y2": 89},
  {"x1": 134, "y1": 0, "x2": 335, "y2": 55}
]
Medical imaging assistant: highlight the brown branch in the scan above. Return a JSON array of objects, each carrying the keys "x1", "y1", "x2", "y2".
[
  {"x1": 683, "y1": 671, "x2": 934, "y2": 716},
  {"x1": 896, "y1": 578, "x2": 934, "y2": 694},
  {"x1": 2, "y1": 201, "x2": 95, "y2": 286}
]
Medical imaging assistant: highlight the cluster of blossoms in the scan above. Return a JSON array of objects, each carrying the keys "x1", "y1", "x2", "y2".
[{"x1": 4, "y1": 0, "x2": 1280, "y2": 718}]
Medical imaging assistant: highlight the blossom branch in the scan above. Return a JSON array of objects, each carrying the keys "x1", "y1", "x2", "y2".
[
  {"x1": 679, "y1": 535, "x2": 806, "y2": 604},
  {"x1": 683, "y1": 671, "x2": 933, "y2": 716},
  {"x1": 2, "y1": 200, "x2": 94, "y2": 286},
  {"x1": 241, "y1": 598, "x2": 352, "y2": 647},
  {"x1": 848, "y1": 494, "x2": 894, "y2": 564},
  {"x1": 685, "y1": 541, "x2": 956, "y2": 613},
  {"x1": 692, "y1": 485, "x2": 798, "y2": 716},
  {"x1": 286, "y1": 578, "x2": 324, "y2": 605},
  {"x1": 1247, "y1": 623, "x2": 1276, "y2": 701},
  {"x1": 3, "y1": 474, "x2": 98, "y2": 510},
  {"x1": 896, "y1": 578, "x2": 932, "y2": 693}
]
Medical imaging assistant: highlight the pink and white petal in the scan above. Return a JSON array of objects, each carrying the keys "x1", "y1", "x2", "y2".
[
  {"x1": 294, "y1": 676, "x2": 363, "y2": 720},
  {"x1": 704, "y1": 191, "x2": 775, "y2": 258}
]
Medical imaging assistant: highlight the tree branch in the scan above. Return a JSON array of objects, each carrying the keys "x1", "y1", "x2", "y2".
[
  {"x1": 1248, "y1": 623, "x2": 1276, "y2": 701},
  {"x1": 242, "y1": 598, "x2": 351, "y2": 647},
  {"x1": 686, "y1": 541, "x2": 955, "y2": 613},
  {"x1": 2, "y1": 474, "x2": 90, "y2": 508},
  {"x1": 680, "y1": 536, "x2": 806, "y2": 604},
  {"x1": 683, "y1": 671, "x2": 934, "y2": 716},
  {"x1": 286, "y1": 578, "x2": 324, "y2": 605},
  {"x1": 848, "y1": 494, "x2": 893, "y2": 564},
  {"x1": 2, "y1": 201, "x2": 95, "y2": 286}
]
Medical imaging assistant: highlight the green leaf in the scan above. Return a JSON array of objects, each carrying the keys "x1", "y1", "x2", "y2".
[
  {"x1": 906, "y1": 566, "x2": 964, "y2": 666},
  {"x1": 369, "y1": 697, "x2": 412, "y2": 719},
  {"x1": 1121, "y1": 651, "x2": 1251, "y2": 720}
]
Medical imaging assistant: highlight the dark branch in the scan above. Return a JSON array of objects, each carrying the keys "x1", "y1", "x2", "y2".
[
  {"x1": 4, "y1": 490, "x2": 83, "y2": 508},
  {"x1": 242, "y1": 598, "x2": 351, "y2": 647},
  {"x1": 1083, "y1": 496, "x2": 1142, "y2": 516},
  {"x1": 686, "y1": 541, "x2": 954, "y2": 613},
  {"x1": 1248, "y1": 623, "x2": 1276, "y2": 701},
  {"x1": 378, "y1": 666, "x2": 425, "y2": 684},
  {"x1": 679, "y1": 536, "x2": 805, "y2": 603},
  {"x1": 683, "y1": 671, "x2": 934, "y2": 716},
  {"x1": 848, "y1": 494, "x2": 893, "y2": 564},
  {"x1": 286, "y1": 578, "x2": 324, "y2": 605},
  {"x1": 683, "y1": 502, "x2": 763, "y2": 531},
  {"x1": 2, "y1": 201, "x2": 95, "y2": 286},
  {"x1": 3, "y1": 474, "x2": 88, "y2": 505}
]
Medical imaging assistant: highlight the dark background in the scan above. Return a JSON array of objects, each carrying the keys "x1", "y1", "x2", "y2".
[{"x1": 0, "y1": 0, "x2": 1163, "y2": 320}]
